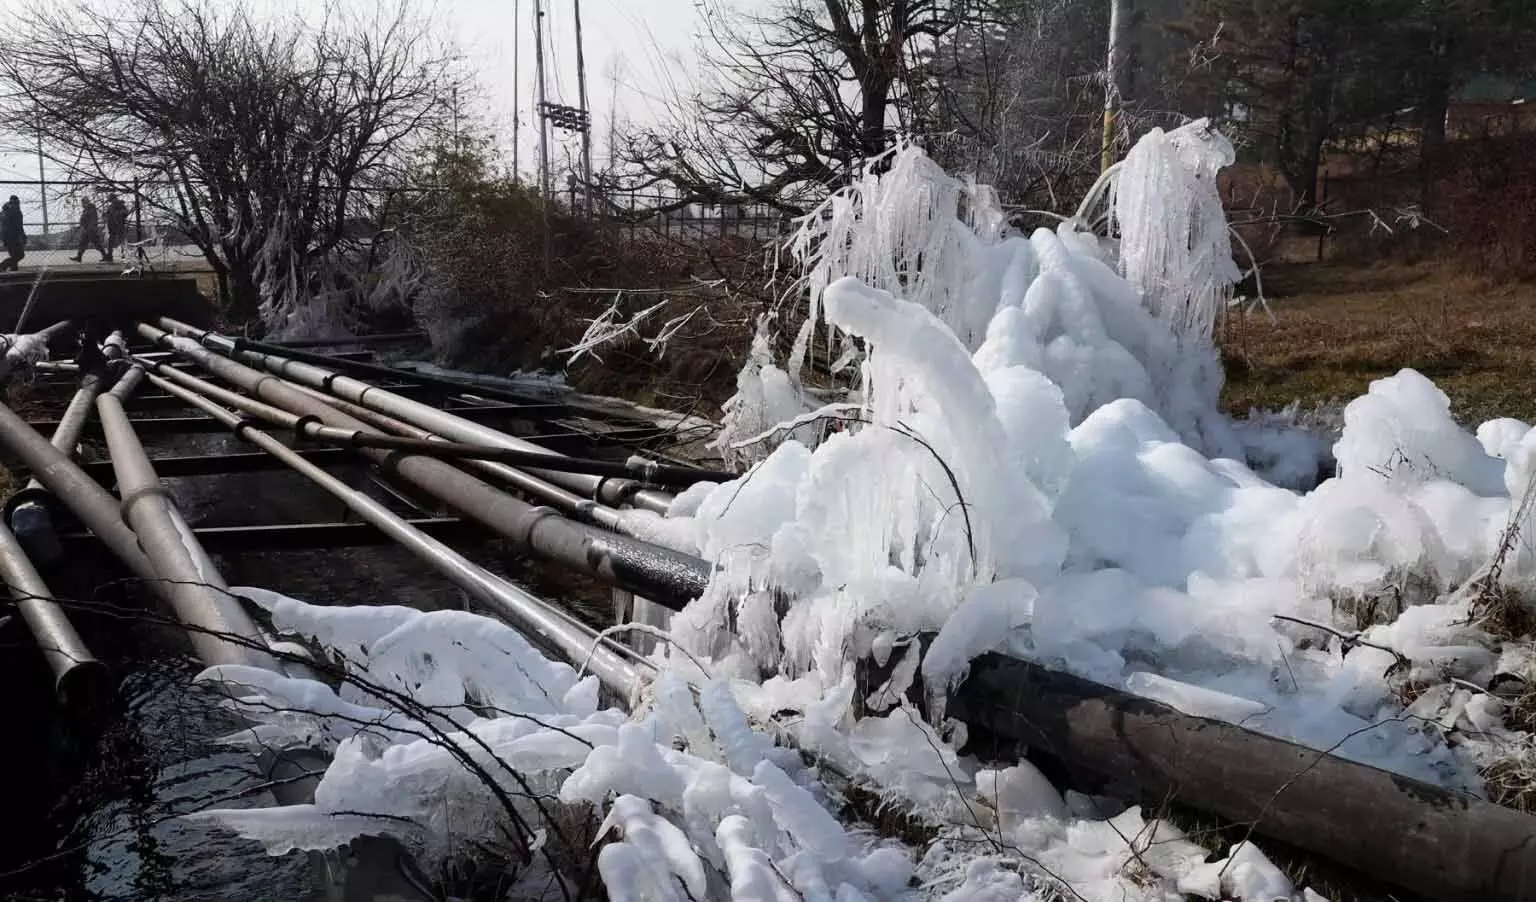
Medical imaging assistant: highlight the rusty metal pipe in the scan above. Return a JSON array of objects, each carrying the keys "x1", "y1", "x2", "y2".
[
  {"x1": 141, "y1": 324, "x2": 711, "y2": 609},
  {"x1": 286, "y1": 383, "x2": 631, "y2": 532},
  {"x1": 152, "y1": 372, "x2": 647, "y2": 699},
  {"x1": 159, "y1": 318, "x2": 677, "y2": 514}
]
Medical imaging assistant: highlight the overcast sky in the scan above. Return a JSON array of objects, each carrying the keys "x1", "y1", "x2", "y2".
[{"x1": 0, "y1": 0, "x2": 706, "y2": 225}]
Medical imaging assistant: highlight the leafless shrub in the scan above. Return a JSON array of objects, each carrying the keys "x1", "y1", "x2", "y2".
[{"x1": 0, "y1": 0, "x2": 456, "y2": 322}]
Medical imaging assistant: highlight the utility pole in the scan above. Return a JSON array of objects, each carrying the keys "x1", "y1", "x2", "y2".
[
  {"x1": 532, "y1": 0, "x2": 551, "y2": 199},
  {"x1": 573, "y1": 0, "x2": 594, "y2": 217},
  {"x1": 36, "y1": 130, "x2": 48, "y2": 238},
  {"x1": 512, "y1": 0, "x2": 521, "y2": 181},
  {"x1": 605, "y1": 58, "x2": 621, "y2": 176},
  {"x1": 1101, "y1": 0, "x2": 1131, "y2": 172}
]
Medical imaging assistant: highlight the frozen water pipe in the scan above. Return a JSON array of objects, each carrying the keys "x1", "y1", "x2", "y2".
[
  {"x1": 138, "y1": 322, "x2": 713, "y2": 609},
  {"x1": 94, "y1": 382, "x2": 437, "y2": 901},
  {"x1": 158, "y1": 317, "x2": 679, "y2": 514},
  {"x1": 1, "y1": 333, "x2": 156, "y2": 708},
  {"x1": 0, "y1": 319, "x2": 73, "y2": 383},
  {"x1": 151, "y1": 372, "x2": 649, "y2": 700}
]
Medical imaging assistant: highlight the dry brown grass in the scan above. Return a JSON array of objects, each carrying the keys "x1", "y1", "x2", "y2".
[
  {"x1": 1221, "y1": 260, "x2": 1536, "y2": 425},
  {"x1": 1483, "y1": 757, "x2": 1536, "y2": 813}
]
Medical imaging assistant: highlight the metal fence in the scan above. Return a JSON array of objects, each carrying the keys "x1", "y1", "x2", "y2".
[
  {"x1": 0, "y1": 179, "x2": 213, "y2": 271},
  {"x1": 574, "y1": 187, "x2": 795, "y2": 247},
  {"x1": 0, "y1": 176, "x2": 792, "y2": 277}
]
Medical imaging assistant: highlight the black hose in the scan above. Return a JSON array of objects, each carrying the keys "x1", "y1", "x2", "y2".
[
  {"x1": 305, "y1": 425, "x2": 737, "y2": 487},
  {"x1": 223, "y1": 334, "x2": 560, "y2": 408}
]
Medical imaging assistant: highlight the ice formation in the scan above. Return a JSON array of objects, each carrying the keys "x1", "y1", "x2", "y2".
[
  {"x1": 187, "y1": 121, "x2": 1536, "y2": 901},
  {"x1": 623, "y1": 121, "x2": 1536, "y2": 876}
]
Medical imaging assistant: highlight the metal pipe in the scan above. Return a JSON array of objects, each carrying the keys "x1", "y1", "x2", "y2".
[
  {"x1": 136, "y1": 357, "x2": 304, "y2": 430},
  {"x1": 102, "y1": 330, "x2": 129, "y2": 362},
  {"x1": 95, "y1": 391, "x2": 276, "y2": 670},
  {"x1": 0, "y1": 319, "x2": 74, "y2": 382},
  {"x1": 142, "y1": 325, "x2": 712, "y2": 609},
  {"x1": 137, "y1": 358, "x2": 627, "y2": 531},
  {"x1": 0, "y1": 399, "x2": 182, "y2": 610},
  {"x1": 285, "y1": 383, "x2": 629, "y2": 532},
  {"x1": 219, "y1": 330, "x2": 551, "y2": 407},
  {"x1": 152, "y1": 373, "x2": 646, "y2": 698},
  {"x1": 4, "y1": 354, "x2": 140, "y2": 704},
  {"x1": 106, "y1": 359, "x2": 148, "y2": 400},
  {"x1": 160, "y1": 318, "x2": 677, "y2": 514},
  {"x1": 9, "y1": 366, "x2": 113, "y2": 559},
  {"x1": 264, "y1": 331, "x2": 429, "y2": 349},
  {"x1": 299, "y1": 424, "x2": 734, "y2": 487},
  {"x1": 0, "y1": 519, "x2": 109, "y2": 709}
]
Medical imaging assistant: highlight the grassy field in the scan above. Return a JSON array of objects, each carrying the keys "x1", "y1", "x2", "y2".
[{"x1": 1220, "y1": 260, "x2": 1536, "y2": 425}]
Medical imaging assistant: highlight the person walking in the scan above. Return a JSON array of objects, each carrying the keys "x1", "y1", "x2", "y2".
[
  {"x1": 104, "y1": 194, "x2": 128, "y2": 261},
  {"x1": 0, "y1": 196, "x2": 25, "y2": 272},
  {"x1": 70, "y1": 197, "x2": 107, "y2": 263}
]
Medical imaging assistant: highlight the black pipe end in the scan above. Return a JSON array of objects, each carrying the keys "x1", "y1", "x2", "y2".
[
  {"x1": 56, "y1": 660, "x2": 114, "y2": 727},
  {"x1": 7, "y1": 496, "x2": 63, "y2": 568}
]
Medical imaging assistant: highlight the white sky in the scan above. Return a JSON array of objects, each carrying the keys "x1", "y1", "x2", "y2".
[{"x1": 0, "y1": 0, "x2": 710, "y2": 223}]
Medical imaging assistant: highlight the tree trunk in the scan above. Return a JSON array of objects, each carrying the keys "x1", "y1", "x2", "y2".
[
  {"x1": 226, "y1": 266, "x2": 262, "y2": 326},
  {"x1": 1281, "y1": 130, "x2": 1326, "y2": 212},
  {"x1": 1418, "y1": 46, "x2": 1452, "y2": 210},
  {"x1": 861, "y1": 75, "x2": 891, "y2": 159}
]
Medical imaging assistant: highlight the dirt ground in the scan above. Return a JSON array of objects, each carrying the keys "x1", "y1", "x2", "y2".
[{"x1": 1220, "y1": 260, "x2": 1536, "y2": 425}]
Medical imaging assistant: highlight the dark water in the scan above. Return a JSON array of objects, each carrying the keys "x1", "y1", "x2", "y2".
[{"x1": 1, "y1": 422, "x2": 616, "y2": 901}]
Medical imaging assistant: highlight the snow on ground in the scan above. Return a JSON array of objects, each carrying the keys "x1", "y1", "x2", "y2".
[{"x1": 187, "y1": 121, "x2": 1536, "y2": 900}]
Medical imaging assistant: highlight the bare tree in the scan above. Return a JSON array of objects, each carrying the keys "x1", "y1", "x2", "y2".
[
  {"x1": 613, "y1": 0, "x2": 976, "y2": 217},
  {"x1": 919, "y1": 0, "x2": 1205, "y2": 211},
  {"x1": 0, "y1": 0, "x2": 456, "y2": 321}
]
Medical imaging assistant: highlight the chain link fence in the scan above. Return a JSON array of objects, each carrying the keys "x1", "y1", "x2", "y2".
[
  {"x1": 0, "y1": 179, "x2": 212, "y2": 271},
  {"x1": 572, "y1": 185, "x2": 795, "y2": 247},
  {"x1": 0, "y1": 175, "x2": 792, "y2": 277}
]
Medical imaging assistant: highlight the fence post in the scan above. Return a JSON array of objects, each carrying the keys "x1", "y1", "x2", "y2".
[{"x1": 1317, "y1": 173, "x2": 1329, "y2": 262}]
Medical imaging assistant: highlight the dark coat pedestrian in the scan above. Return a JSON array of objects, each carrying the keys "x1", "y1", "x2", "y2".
[
  {"x1": 0, "y1": 196, "x2": 25, "y2": 272},
  {"x1": 105, "y1": 195, "x2": 128, "y2": 253},
  {"x1": 71, "y1": 198, "x2": 107, "y2": 263}
]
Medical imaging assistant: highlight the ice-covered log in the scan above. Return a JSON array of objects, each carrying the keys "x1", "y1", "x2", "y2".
[{"x1": 944, "y1": 651, "x2": 1536, "y2": 902}]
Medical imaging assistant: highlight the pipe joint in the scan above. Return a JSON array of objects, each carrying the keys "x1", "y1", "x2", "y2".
[
  {"x1": 515, "y1": 505, "x2": 562, "y2": 542},
  {"x1": 593, "y1": 475, "x2": 639, "y2": 505},
  {"x1": 117, "y1": 482, "x2": 170, "y2": 524}
]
